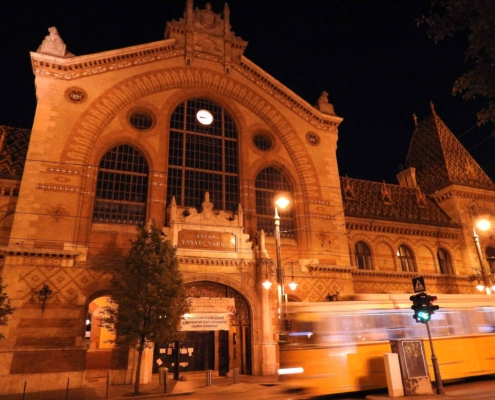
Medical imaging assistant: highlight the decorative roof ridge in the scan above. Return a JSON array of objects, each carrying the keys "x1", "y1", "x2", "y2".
[
  {"x1": 236, "y1": 56, "x2": 343, "y2": 128},
  {"x1": 340, "y1": 176, "x2": 423, "y2": 192}
]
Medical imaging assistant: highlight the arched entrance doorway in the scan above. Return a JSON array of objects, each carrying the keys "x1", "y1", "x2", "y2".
[
  {"x1": 153, "y1": 282, "x2": 252, "y2": 376},
  {"x1": 85, "y1": 296, "x2": 115, "y2": 379}
]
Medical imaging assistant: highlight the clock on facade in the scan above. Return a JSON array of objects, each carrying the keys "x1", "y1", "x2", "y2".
[{"x1": 196, "y1": 109, "x2": 213, "y2": 125}]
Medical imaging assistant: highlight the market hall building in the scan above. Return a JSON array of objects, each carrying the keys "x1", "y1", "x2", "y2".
[{"x1": 1, "y1": 1, "x2": 494, "y2": 395}]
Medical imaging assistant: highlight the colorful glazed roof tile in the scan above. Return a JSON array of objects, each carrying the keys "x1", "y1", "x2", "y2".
[
  {"x1": 340, "y1": 176, "x2": 456, "y2": 226},
  {"x1": 406, "y1": 104, "x2": 495, "y2": 194},
  {"x1": 0, "y1": 126, "x2": 31, "y2": 180}
]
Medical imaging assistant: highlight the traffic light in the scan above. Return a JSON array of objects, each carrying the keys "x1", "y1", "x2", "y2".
[{"x1": 410, "y1": 292, "x2": 439, "y2": 324}]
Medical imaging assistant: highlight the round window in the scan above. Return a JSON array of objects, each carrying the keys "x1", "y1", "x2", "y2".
[
  {"x1": 130, "y1": 111, "x2": 154, "y2": 130},
  {"x1": 253, "y1": 133, "x2": 273, "y2": 151}
]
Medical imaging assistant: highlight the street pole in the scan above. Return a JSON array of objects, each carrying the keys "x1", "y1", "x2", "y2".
[
  {"x1": 425, "y1": 321, "x2": 445, "y2": 394},
  {"x1": 274, "y1": 205, "x2": 286, "y2": 341},
  {"x1": 473, "y1": 228, "x2": 492, "y2": 294}
]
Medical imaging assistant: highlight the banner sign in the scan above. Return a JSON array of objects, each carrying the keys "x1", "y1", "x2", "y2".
[
  {"x1": 188, "y1": 297, "x2": 235, "y2": 313},
  {"x1": 181, "y1": 297, "x2": 235, "y2": 331},
  {"x1": 181, "y1": 313, "x2": 232, "y2": 331}
]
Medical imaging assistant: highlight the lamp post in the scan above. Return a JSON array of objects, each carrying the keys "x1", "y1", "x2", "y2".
[
  {"x1": 473, "y1": 225, "x2": 493, "y2": 295},
  {"x1": 274, "y1": 192, "x2": 290, "y2": 341}
]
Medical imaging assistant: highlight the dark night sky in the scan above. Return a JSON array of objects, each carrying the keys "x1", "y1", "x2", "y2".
[{"x1": 1, "y1": 0, "x2": 494, "y2": 183}]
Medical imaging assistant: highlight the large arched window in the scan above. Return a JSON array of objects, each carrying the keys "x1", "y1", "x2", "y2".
[
  {"x1": 255, "y1": 166, "x2": 295, "y2": 237},
  {"x1": 397, "y1": 245, "x2": 416, "y2": 272},
  {"x1": 486, "y1": 246, "x2": 495, "y2": 272},
  {"x1": 437, "y1": 248, "x2": 454, "y2": 274},
  {"x1": 355, "y1": 241, "x2": 372, "y2": 270},
  {"x1": 166, "y1": 98, "x2": 239, "y2": 211},
  {"x1": 93, "y1": 144, "x2": 149, "y2": 225}
]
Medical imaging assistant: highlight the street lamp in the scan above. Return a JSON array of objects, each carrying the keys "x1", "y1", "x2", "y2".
[
  {"x1": 472, "y1": 218, "x2": 494, "y2": 295},
  {"x1": 274, "y1": 192, "x2": 290, "y2": 340}
]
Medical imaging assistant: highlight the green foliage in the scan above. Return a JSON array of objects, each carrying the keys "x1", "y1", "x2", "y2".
[
  {"x1": 0, "y1": 277, "x2": 15, "y2": 339},
  {"x1": 101, "y1": 222, "x2": 189, "y2": 350},
  {"x1": 419, "y1": 0, "x2": 495, "y2": 124}
]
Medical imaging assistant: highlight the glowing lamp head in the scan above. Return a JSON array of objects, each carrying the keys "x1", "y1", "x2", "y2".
[
  {"x1": 274, "y1": 192, "x2": 291, "y2": 209},
  {"x1": 288, "y1": 280, "x2": 298, "y2": 291},
  {"x1": 476, "y1": 219, "x2": 491, "y2": 231},
  {"x1": 476, "y1": 283, "x2": 485, "y2": 292},
  {"x1": 262, "y1": 279, "x2": 272, "y2": 290}
]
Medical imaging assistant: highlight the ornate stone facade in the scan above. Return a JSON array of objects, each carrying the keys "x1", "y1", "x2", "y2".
[{"x1": 0, "y1": 1, "x2": 494, "y2": 396}]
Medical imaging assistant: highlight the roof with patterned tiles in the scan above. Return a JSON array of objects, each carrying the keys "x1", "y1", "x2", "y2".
[
  {"x1": 406, "y1": 104, "x2": 495, "y2": 194},
  {"x1": 0, "y1": 126, "x2": 31, "y2": 180},
  {"x1": 340, "y1": 176, "x2": 457, "y2": 227}
]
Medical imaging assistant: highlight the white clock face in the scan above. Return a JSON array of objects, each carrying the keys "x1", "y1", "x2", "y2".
[{"x1": 196, "y1": 109, "x2": 213, "y2": 125}]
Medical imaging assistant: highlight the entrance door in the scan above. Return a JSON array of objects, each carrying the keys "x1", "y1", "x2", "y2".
[
  {"x1": 218, "y1": 330, "x2": 229, "y2": 376},
  {"x1": 187, "y1": 331, "x2": 214, "y2": 371}
]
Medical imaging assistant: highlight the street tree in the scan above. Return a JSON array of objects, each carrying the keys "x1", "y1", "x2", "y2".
[
  {"x1": 101, "y1": 222, "x2": 189, "y2": 395},
  {"x1": 419, "y1": 0, "x2": 495, "y2": 125},
  {"x1": 0, "y1": 277, "x2": 15, "y2": 339}
]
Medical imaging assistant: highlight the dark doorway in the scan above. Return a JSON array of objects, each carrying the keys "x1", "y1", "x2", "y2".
[{"x1": 218, "y1": 330, "x2": 229, "y2": 376}]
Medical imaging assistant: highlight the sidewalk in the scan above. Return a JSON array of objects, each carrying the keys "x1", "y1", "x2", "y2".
[{"x1": 2, "y1": 372, "x2": 494, "y2": 399}]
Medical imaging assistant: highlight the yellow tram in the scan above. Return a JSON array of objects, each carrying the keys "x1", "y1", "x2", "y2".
[{"x1": 279, "y1": 294, "x2": 495, "y2": 395}]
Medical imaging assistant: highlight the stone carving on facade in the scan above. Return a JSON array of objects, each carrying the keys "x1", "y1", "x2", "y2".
[
  {"x1": 37, "y1": 27, "x2": 74, "y2": 58},
  {"x1": 315, "y1": 91, "x2": 336, "y2": 116},
  {"x1": 46, "y1": 203, "x2": 69, "y2": 221}
]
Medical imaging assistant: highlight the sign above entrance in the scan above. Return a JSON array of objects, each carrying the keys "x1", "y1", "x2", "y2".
[
  {"x1": 188, "y1": 297, "x2": 235, "y2": 313},
  {"x1": 181, "y1": 298, "x2": 235, "y2": 331},
  {"x1": 178, "y1": 230, "x2": 235, "y2": 251}
]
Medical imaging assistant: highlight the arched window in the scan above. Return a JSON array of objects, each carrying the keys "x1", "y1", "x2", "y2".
[
  {"x1": 486, "y1": 246, "x2": 495, "y2": 272},
  {"x1": 166, "y1": 98, "x2": 239, "y2": 211},
  {"x1": 437, "y1": 248, "x2": 454, "y2": 274},
  {"x1": 93, "y1": 144, "x2": 149, "y2": 225},
  {"x1": 255, "y1": 167, "x2": 295, "y2": 238},
  {"x1": 355, "y1": 241, "x2": 372, "y2": 270},
  {"x1": 397, "y1": 245, "x2": 416, "y2": 272}
]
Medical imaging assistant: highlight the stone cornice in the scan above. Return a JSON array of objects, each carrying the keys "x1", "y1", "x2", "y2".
[
  {"x1": 236, "y1": 56, "x2": 343, "y2": 130},
  {"x1": 346, "y1": 220, "x2": 459, "y2": 239},
  {"x1": 30, "y1": 39, "x2": 179, "y2": 80},
  {"x1": 430, "y1": 186, "x2": 495, "y2": 204},
  {"x1": 178, "y1": 257, "x2": 255, "y2": 268},
  {"x1": 30, "y1": 40, "x2": 342, "y2": 133},
  {"x1": 351, "y1": 269, "x2": 471, "y2": 282}
]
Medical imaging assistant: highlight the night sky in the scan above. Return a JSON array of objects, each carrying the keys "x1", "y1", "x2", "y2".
[{"x1": 2, "y1": 0, "x2": 493, "y2": 184}]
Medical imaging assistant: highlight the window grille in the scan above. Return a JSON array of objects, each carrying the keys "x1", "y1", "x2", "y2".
[
  {"x1": 255, "y1": 166, "x2": 295, "y2": 238},
  {"x1": 397, "y1": 245, "x2": 416, "y2": 272},
  {"x1": 355, "y1": 241, "x2": 372, "y2": 270},
  {"x1": 93, "y1": 144, "x2": 148, "y2": 225},
  {"x1": 437, "y1": 248, "x2": 454, "y2": 274},
  {"x1": 167, "y1": 98, "x2": 239, "y2": 211}
]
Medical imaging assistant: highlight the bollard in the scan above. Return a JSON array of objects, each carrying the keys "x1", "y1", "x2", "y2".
[
  {"x1": 66, "y1": 378, "x2": 70, "y2": 400},
  {"x1": 233, "y1": 368, "x2": 239, "y2": 384},
  {"x1": 159, "y1": 367, "x2": 168, "y2": 393},
  {"x1": 206, "y1": 369, "x2": 212, "y2": 386},
  {"x1": 106, "y1": 371, "x2": 110, "y2": 399},
  {"x1": 22, "y1": 381, "x2": 27, "y2": 400}
]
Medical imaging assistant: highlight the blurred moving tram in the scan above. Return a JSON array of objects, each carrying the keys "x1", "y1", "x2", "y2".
[{"x1": 280, "y1": 294, "x2": 495, "y2": 396}]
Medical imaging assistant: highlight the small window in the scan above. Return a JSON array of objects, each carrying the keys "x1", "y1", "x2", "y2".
[
  {"x1": 253, "y1": 134, "x2": 273, "y2": 151},
  {"x1": 130, "y1": 111, "x2": 154, "y2": 130},
  {"x1": 355, "y1": 241, "x2": 372, "y2": 270},
  {"x1": 486, "y1": 246, "x2": 495, "y2": 272},
  {"x1": 437, "y1": 248, "x2": 454, "y2": 275},
  {"x1": 397, "y1": 245, "x2": 416, "y2": 272}
]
